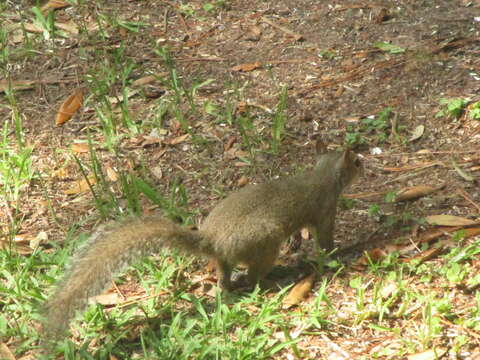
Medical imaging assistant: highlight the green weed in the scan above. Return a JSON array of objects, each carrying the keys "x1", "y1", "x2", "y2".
[
  {"x1": 345, "y1": 107, "x2": 394, "y2": 146},
  {"x1": 436, "y1": 97, "x2": 468, "y2": 119}
]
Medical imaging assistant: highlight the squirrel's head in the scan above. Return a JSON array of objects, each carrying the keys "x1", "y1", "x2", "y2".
[{"x1": 314, "y1": 141, "x2": 363, "y2": 189}]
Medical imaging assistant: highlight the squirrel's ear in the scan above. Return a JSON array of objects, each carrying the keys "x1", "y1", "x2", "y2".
[{"x1": 315, "y1": 139, "x2": 327, "y2": 155}]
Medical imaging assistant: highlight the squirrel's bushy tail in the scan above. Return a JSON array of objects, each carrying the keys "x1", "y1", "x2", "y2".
[{"x1": 43, "y1": 216, "x2": 210, "y2": 338}]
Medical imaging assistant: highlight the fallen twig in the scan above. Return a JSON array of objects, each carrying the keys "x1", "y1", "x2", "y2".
[
  {"x1": 261, "y1": 16, "x2": 304, "y2": 41},
  {"x1": 456, "y1": 188, "x2": 480, "y2": 213}
]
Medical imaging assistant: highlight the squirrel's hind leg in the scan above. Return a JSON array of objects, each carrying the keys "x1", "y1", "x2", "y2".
[{"x1": 215, "y1": 259, "x2": 233, "y2": 290}]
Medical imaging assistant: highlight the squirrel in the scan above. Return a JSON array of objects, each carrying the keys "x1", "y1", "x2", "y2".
[{"x1": 42, "y1": 143, "x2": 363, "y2": 338}]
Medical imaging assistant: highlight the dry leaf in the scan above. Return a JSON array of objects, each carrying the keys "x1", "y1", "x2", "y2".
[
  {"x1": 234, "y1": 101, "x2": 248, "y2": 115},
  {"x1": 30, "y1": 231, "x2": 48, "y2": 249},
  {"x1": 224, "y1": 135, "x2": 237, "y2": 151},
  {"x1": 237, "y1": 175, "x2": 249, "y2": 187},
  {"x1": 106, "y1": 166, "x2": 118, "y2": 182},
  {"x1": 344, "y1": 190, "x2": 388, "y2": 201},
  {"x1": 64, "y1": 176, "x2": 96, "y2": 195},
  {"x1": 244, "y1": 25, "x2": 262, "y2": 41},
  {"x1": 407, "y1": 347, "x2": 447, "y2": 360},
  {"x1": 151, "y1": 165, "x2": 163, "y2": 180},
  {"x1": 0, "y1": 79, "x2": 35, "y2": 93},
  {"x1": 24, "y1": 23, "x2": 44, "y2": 33},
  {"x1": 56, "y1": 21, "x2": 79, "y2": 35},
  {"x1": 409, "y1": 125, "x2": 425, "y2": 142},
  {"x1": 334, "y1": 85, "x2": 345, "y2": 97},
  {"x1": 132, "y1": 75, "x2": 158, "y2": 87},
  {"x1": 380, "y1": 282, "x2": 398, "y2": 299},
  {"x1": 0, "y1": 342, "x2": 15, "y2": 360},
  {"x1": 168, "y1": 134, "x2": 191, "y2": 145},
  {"x1": 403, "y1": 243, "x2": 445, "y2": 264},
  {"x1": 417, "y1": 227, "x2": 460, "y2": 244},
  {"x1": 51, "y1": 168, "x2": 69, "y2": 179},
  {"x1": 463, "y1": 227, "x2": 480, "y2": 238},
  {"x1": 56, "y1": 89, "x2": 83, "y2": 126},
  {"x1": 90, "y1": 292, "x2": 122, "y2": 306},
  {"x1": 395, "y1": 184, "x2": 444, "y2": 202},
  {"x1": 425, "y1": 214, "x2": 478, "y2": 227},
  {"x1": 383, "y1": 161, "x2": 441, "y2": 172},
  {"x1": 141, "y1": 135, "x2": 162, "y2": 147},
  {"x1": 355, "y1": 248, "x2": 387, "y2": 267},
  {"x1": 282, "y1": 273, "x2": 315, "y2": 309},
  {"x1": 231, "y1": 61, "x2": 262, "y2": 72},
  {"x1": 105, "y1": 88, "x2": 139, "y2": 105},
  {"x1": 1, "y1": 234, "x2": 36, "y2": 255},
  {"x1": 41, "y1": 0, "x2": 71, "y2": 13},
  {"x1": 71, "y1": 143, "x2": 89, "y2": 153},
  {"x1": 452, "y1": 159, "x2": 475, "y2": 182}
]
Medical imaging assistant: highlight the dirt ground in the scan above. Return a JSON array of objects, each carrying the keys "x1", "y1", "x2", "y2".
[{"x1": 3, "y1": 0, "x2": 480, "y2": 358}]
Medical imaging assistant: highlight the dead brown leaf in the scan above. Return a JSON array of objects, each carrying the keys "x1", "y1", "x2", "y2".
[
  {"x1": 0, "y1": 79, "x2": 35, "y2": 93},
  {"x1": 51, "y1": 167, "x2": 69, "y2": 179},
  {"x1": 224, "y1": 136, "x2": 237, "y2": 151},
  {"x1": 402, "y1": 243, "x2": 445, "y2": 264},
  {"x1": 383, "y1": 161, "x2": 442, "y2": 172},
  {"x1": 425, "y1": 214, "x2": 478, "y2": 227},
  {"x1": 71, "y1": 143, "x2": 89, "y2": 153},
  {"x1": 56, "y1": 21, "x2": 79, "y2": 35},
  {"x1": 416, "y1": 226, "x2": 461, "y2": 244},
  {"x1": 0, "y1": 234, "x2": 37, "y2": 255},
  {"x1": 168, "y1": 134, "x2": 191, "y2": 145},
  {"x1": 106, "y1": 166, "x2": 118, "y2": 182},
  {"x1": 231, "y1": 62, "x2": 262, "y2": 72},
  {"x1": 244, "y1": 25, "x2": 262, "y2": 41},
  {"x1": 463, "y1": 227, "x2": 480, "y2": 238},
  {"x1": 91, "y1": 292, "x2": 122, "y2": 306},
  {"x1": 237, "y1": 176, "x2": 249, "y2": 187},
  {"x1": 355, "y1": 248, "x2": 387, "y2": 267},
  {"x1": 282, "y1": 273, "x2": 315, "y2": 309},
  {"x1": 131, "y1": 75, "x2": 158, "y2": 87},
  {"x1": 234, "y1": 101, "x2": 248, "y2": 116},
  {"x1": 343, "y1": 190, "x2": 388, "y2": 201},
  {"x1": 64, "y1": 176, "x2": 96, "y2": 195},
  {"x1": 24, "y1": 23, "x2": 44, "y2": 33},
  {"x1": 394, "y1": 184, "x2": 444, "y2": 202},
  {"x1": 41, "y1": 0, "x2": 71, "y2": 13},
  {"x1": 55, "y1": 89, "x2": 83, "y2": 126},
  {"x1": 407, "y1": 347, "x2": 447, "y2": 360},
  {"x1": 0, "y1": 342, "x2": 15, "y2": 360}
]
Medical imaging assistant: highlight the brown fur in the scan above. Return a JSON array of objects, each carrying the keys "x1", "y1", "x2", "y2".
[{"x1": 43, "y1": 147, "x2": 362, "y2": 338}]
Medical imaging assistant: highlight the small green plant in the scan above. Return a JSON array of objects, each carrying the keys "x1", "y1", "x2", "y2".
[
  {"x1": 417, "y1": 295, "x2": 444, "y2": 347},
  {"x1": 345, "y1": 107, "x2": 393, "y2": 146},
  {"x1": 203, "y1": 0, "x2": 228, "y2": 14},
  {"x1": 0, "y1": 27, "x2": 9, "y2": 66},
  {"x1": 0, "y1": 95, "x2": 34, "y2": 236},
  {"x1": 270, "y1": 86, "x2": 288, "y2": 154},
  {"x1": 30, "y1": 6, "x2": 56, "y2": 41},
  {"x1": 470, "y1": 101, "x2": 480, "y2": 120},
  {"x1": 373, "y1": 42, "x2": 406, "y2": 54},
  {"x1": 368, "y1": 203, "x2": 382, "y2": 218},
  {"x1": 435, "y1": 97, "x2": 468, "y2": 119},
  {"x1": 179, "y1": 4, "x2": 195, "y2": 18}
]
